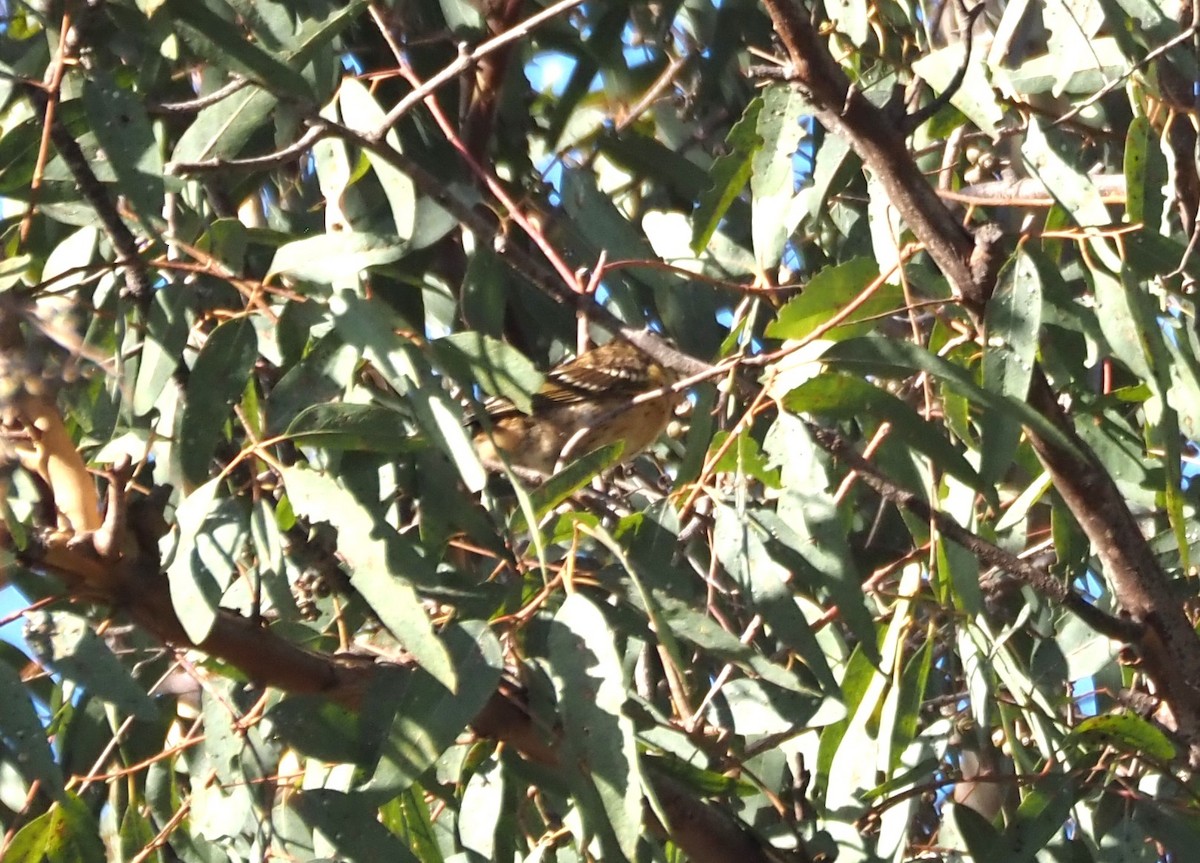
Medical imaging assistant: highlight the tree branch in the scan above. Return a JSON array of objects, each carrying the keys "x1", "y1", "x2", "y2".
[
  {"x1": 804, "y1": 422, "x2": 1140, "y2": 643},
  {"x1": 759, "y1": 0, "x2": 983, "y2": 308},
  {"x1": 26, "y1": 86, "x2": 154, "y2": 306},
  {"x1": 760, "y1": 0, "x2": 1200, "y2": 763}
]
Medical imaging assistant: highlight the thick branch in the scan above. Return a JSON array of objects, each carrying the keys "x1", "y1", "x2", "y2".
[
  {"x1": 26, "y1": 542, "x2": 801, "y2": 863},
  {"x1": 1025, "y1": 374, "x2": 1200, "y2": 756},
  {"x1": 759, "y1": 0, "x2": 981, "y2": 307},
  {"x1": 761, "y1": 0, "x2": 1200, "y2": 764}
]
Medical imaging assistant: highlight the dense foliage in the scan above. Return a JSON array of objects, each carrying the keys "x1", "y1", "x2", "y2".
[{"x1": 2, "y1": 0, "x2": 1200, "y2": 861}]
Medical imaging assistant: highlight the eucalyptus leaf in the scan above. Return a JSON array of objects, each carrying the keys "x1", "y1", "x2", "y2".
[
  {"x1": 25, "y1": 612, "x2": 158, "y2": 721},
  {"x1": 267, "y1": 232, "x2": 408, "y2": 284},
  {"x1": 281, "y1": 465, "x2": 457, "y2": 691},
  {"x1": 179, "y1": 317, "x2": 258, "y2": 484},
  {"x1": 550, "y1": 594, "x2": 643, "y2": 862}
]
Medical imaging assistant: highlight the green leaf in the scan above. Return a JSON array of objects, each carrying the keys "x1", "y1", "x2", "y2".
[
  {"x1": 41, "y1": 226, "x2": 98, "y2": 293},
  {"x1": 766, "y1": 257, "x2": 903, "y2": 341},
  {"x1": 1063, "y1": 713, "x2": 1176, "y2": 761},
  {"x1": 0, "y1": 253, "x2": 34, "y2": 289},
  {"x1": 1125, "y1": 113, "x2": 1166, "y2": 229},
  {"x1": 601, "y1": 130, "x2": 714, "y2": 204},
  {"x1": 561, "y1": 173, "x2": 654, "y2": 324},
  {"x1": 0, "y1": 655, "x2": 64, "y2": 799},
  {"x1": 983, "y1": 249, "x2": 1041, "y2": 403},
  {"x1": 1091, "y1": 258, "x2": 1153, "y2": 382},
  {"x1": 281, "y1": 465, "x2": 457, "y2": 691},
  {"x1": 995, "y1": 37, "x2": 1129, "y2": 98},
  {"x1": 691, "y1": 97, "x2": 762, "y2": 254},
  {"x1": 25, "y1": 611, "x2": 158, "y2": 721},
  {"x1": 1021, "y1": 119, "x2": 1111, "y2": 226},
  {"x1": 168, "y1": 0, "x2": 314, "y2": 100},
  {"x1": 268, "y1": 693, "x2": 373, "y2": 764},
  {"x1": 785, "y1": 372, "x2": 983, "y2": 496},
  {"x1": 751, "y1": 85, "x2": 806, "y2": 269},
  {"x1": 821, "y1": 336, "x2": 1084, "y2": 459},
  {"x1": 827, "y1": 0, "x2": 870, "y2": 45},
  {"x1": 382, "y1": 787, "x2": 445, "y2": 863},
  {"x1": 645, "y1": 586, "x2": 823, "y2": 696},
  {"x1": 642, "y1": 752, "x2": 756, "y2": 797},
  {"x1": 83, "y1": 69, "x2": 165, "y2": 227},
  {"x1": 765, "y1": 415, "x2": 880, "y2": 660},
  {"x1": 980, "y1": 248, "x2": 1042, "y2": 487},
  {"x1": 1163, "y1": 316, "x2": 1200, "y2": 443},
  {"x1": 559, "y1": 168, "x2": 720, "y2": 356},
  {"x1": 133, "y1": 283, "x2": 192, "y2": 416},
  {"x1": 1135, "y1": 800, "x2": 1200, "y2": 859},
  {"x1": 550, "y1": 594, "x2": 643, "y2": 862},
  {"x1": 707, "y1": 429, "x2": 781, "y2": 488},
  {"x1": 289, "y1": 0, "x2": 372, "y2": 67},
  {"x1": 712, "y1": 503, "x2": 838, "y2": 691},
  {"x1": 431, "y1": 331, "x2": 544, "y2": 414},
  {"x1": 267, "y1": 232, "x2": 409, "y2": 284},
  {"x1": 1056, "y1": 611, "x2": 1121, "y2": 679},
  {"x1": 337, "y1": 78, "x2": 417, "y2": 241},
  {"x1": 459, "y1": 758, "x2": 506, "y2": 858},
  {"x1": 265, "y1": 333, "x2": 358, "y2": 437},
  {"x1": 117, "y1": 805, "x2": 157, "y2": 862},
  {"x1": 943, "y1": 803, "x2": 1003, "y2": 862},
  {"x1": 911, "y1": 45, "x2": 1003, "y2": 137},
  {"x1": 508, "y1": 442, "x2": 625, "y2": 533},
  {"x1": 936, "y1": 521, "x2": 982, "y2": 613},
  {"x1": 1091, "y1": 255, "x2": 1189, "y2": 565},
  {"x1": 180, "y1": 317, "x2": 258, "y2": 484},
  {"x1": 199, "y1": 678, "x2": 251, "y2": 784},
  {"x1": 293, "y1": 789, "x2": 420, "y2": 862},
  {"x1": 283, "y1": 403, "x2": 423, "y2": 453},
  {"x1": 3, "y1": 793, "x2": 105, "y2": 863},
  {"x1": 891, "y1": 638, "x2": 932, "y2": 761},
  {"x1": 719, "y1": 676, "x2": 830, "y2": 735},
  {"x1": 999, "y1": 774, "x2": 1087, "y2": 863},
  {"x1": 861, "y1": 756, "x2": 940, "y2": 802},
  {"x1": 328, "y1": 289, "x2": 485, "y2": 492},
  {"x1": 362, "y1": 621, "x2": 502, "y2": 798},
  {"x1": 545, "y1": 3, "x2": 630, "y2": 147},
  {"x1": 164, "y1": 478, "x2": 235, "y2": 644},
  {"x1": 171, "y1": 85, "x2": 278, "y2": 165}
]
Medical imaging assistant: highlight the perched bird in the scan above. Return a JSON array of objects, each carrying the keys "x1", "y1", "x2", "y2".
[{"x1": 472, "y1": 340, "x2": 682, "y2": 475}]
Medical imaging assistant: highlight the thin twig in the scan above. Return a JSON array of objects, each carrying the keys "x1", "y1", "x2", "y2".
[
  {"x1": 614, "y1": 52, "x2": 693, "y2": 134},
  {"x1": 166, "y1": 126, "x2": 326, "y2": 174},
  {"x1": 19, "y1": 7, "x2": 73, "y2": 245},
  {"x1": 148, "y1": 77, "x2": 251, "y2": 114},
  {"x1": 372, "y1": 0, "x2": 587, "y2": 134},
  {"x1": 900, "y1": 0, "x2": 987, "y2": 135},
  {"x1": 1055, "y1": 24, "x2": 1200, "y2": 127}
]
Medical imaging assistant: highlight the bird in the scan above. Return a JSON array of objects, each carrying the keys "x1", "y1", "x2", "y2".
[{"x1": 471, "y1": 340, "x2": 683, "y2": 475}]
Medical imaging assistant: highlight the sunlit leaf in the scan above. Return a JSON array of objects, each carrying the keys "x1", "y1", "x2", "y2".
[
  {"x1": 692, "y1": 96, "x2": 761, "y2": 254},
  {"x1": 267, "y1": 232, "x2": 409, "y2": 284},
  {"x1": 766, "y1": 258, "x2": 903, "y2": 341},
  {"x1": 1064, "y1": 713, "x2": 1175, "y2": 761},
  {"x1": 551, "y1": 594, "x2": 643, "y2": 861},
  {"x1": 281, "y1": 465, "x2": 457, "y2": 690}
]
